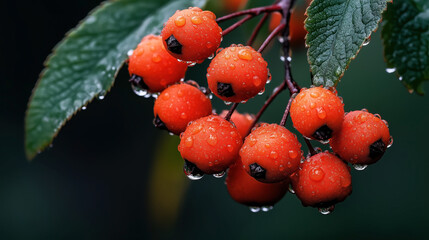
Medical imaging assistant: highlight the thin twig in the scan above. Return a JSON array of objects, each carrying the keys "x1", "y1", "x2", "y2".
[
  {"x1": 216, "y1": 5, "x2": 282, "y2": 23},
  {"x1": 247, "y1": 13, "x2": 270, "y2": 46},
  {"x1": 222, "y1": 15, "x2": 253, "y2": 36},
  {"x1": 224, "y1": 103, "x2": 239, "y2": 121},
  {"x1": 304, "y1": 138, "x2": 317, "y2": 156},
  {"x1": 258, "y1": 23, "x2": 285, "y2": 53},
  {"x1": 279, "y1": 93, "x2": 295, "y2": 126}
]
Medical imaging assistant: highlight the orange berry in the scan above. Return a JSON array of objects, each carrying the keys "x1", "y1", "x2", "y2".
[
  {"x1": 330, "y1": 110, "x2": 391, "y2": 166},
  {"x1": 226, "y1": 158, "x2": 289, "y2": 208},
  {"x1": 219, "y1": 110, "x2": 255, "y2": 139},
  {"x1": 153, "y1": 83, "x2": 212, "y2": 135},
  {"x1": 161, "y1": 7, "x2": 222, "y2": 62},
  {"x1": 128, "y1": 35, "x2": 187, "y2": 92},
  {"x1": 207, "y1": 45, "x2": 269, "y2": 102},
  {"x1": 240, "y1": 124, "x2": 303, "y2": 183},
  {"x1": 290, "y1": 87, "x2": 344, "y2": 142},
  {"x1": 178, "y1": 115, "x2": 243, "y2": 175}
]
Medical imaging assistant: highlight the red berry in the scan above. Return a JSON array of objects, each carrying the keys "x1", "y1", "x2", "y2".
[
  {"x1": 219, "y1": 110, "x2": 255, "y2": 139},
  {"x1": 330, "y1": 110, "x2": 391, "y2": 166},
  {"x1": 153, "y1": 83, "x2": 212, "y2": 135},
  {"x1": 240, "y1": 124, "x2": 303, "y2": 183},
  {"x1": 290, "y1": 87, "x2": 344, "y2": 142},
  {"x1": 161, "y1": 7, "x2": 222, "y2": 62},
  {"x1": 178, "y1": 115, "x2": 243, "y2": 175},
  {"x1": 207, "y1": 45, "x2": 269, "y2": 103},
  {"x1": 290, "y1": 152, "x2": 352, "y2": 211},
  {"x1": 226, "y1": 158, "x2": 289, "y2": 208},
  {"x1": 128, "y1": 35, "x2": 187, "y2": 92}
]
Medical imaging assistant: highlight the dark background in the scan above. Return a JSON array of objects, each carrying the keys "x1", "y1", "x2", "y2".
[{"x1": 1, "y1": 0, "x2": 428, "y2": 239}]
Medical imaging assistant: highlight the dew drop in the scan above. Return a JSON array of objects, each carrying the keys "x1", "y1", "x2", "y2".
[
  {"x1": 310, "y1": 92, "x2": 319, "y2": 98},
  {"x1": 261, "y1": 206, "x2": 273, "y2": 212},
  {"x1": 385, "y1": 68, "x2": 396, "y2": 73},
  {"x1": 309, "y1": 167, "x2": 325, "y2": 182},
  {"x1": 132, "y1": 84, "x2": 148, "y2": 96},
  {"x1": 185, "y1": 137, "x2": 193, "y2": 147},
  {"x1": 227, "y1": 144, "x2": 234, "y2": 152},
  {"x1": 213, "y1": 171, "x2": 225, "y2": 178},
  {"x1": 249, "y1": 206, "x2": 261, "y2": 213},
  {"x1": 280, "y1": 56, "x2": 285, "y2": 62},
  {"x1": 316, "y1": 107, "x2": 327, "y2": 119},
  {"x1": 288, "y1": 184, "x2": 295, "y2": 194},
  {"x1": 208, "y1": 53, "x2": 215, "y2": 59},
  {"x1": 318, "y1": 206, "x2": 334, "y2": 215},
  {"x1": 287, "y1": 56, "x2": 292, "y2": 62},
  {"x1": 180, "y1": 112, "x2": 187, "y2": 119},
  {"x1": 288, "y1": 150, "x2": 298, "y2": 159},
  {"x1": 127, "y1": 49, "x2": 134, "y2": 56},
  {"x1": 270, "y1": 151, "x2": 278, "y2": 159},
  {"x1": 278, "y1": 36, "x2": 285, "y2": 43},
  {"x1": 152, "y1": 54, "x2": 161, "y2": 63},
  {"x1": 258, "y1": 88, "x2": 265, "y2": 95},
  {"x1": 229, "y1": 63, "x2": 236, "y2": 70},
  {"x1": 81, "y1": 106, "x2": 87, "y2": 110},
  {"x1": 353, "y1": 164, "x2": 368, "y2": 171},
  {"x1": 238, "y1": 49, "x2": 253, "y2": 60},
  {"x1": 224, "y1": 101, "x2": 232, "y2": 105},
  {"x1": 387, "y1": 136, "x2": 393, "y2": 148},
  {"x1": 191, "y1": 16, "x2": 202, "y2": 25},
  {"x1": 174, "y1": 16, "x2": 186, "y2": 27},
  {"x1": 362, "y1": 38, "x2": 370, "y2": 46},
  {"x1": 187, "y1": 174, "x2": 203, "y2": 180},
  {"x1": 207, "y1": 134, "x2": 218, "y2": 146},
  {"x1": 253, "y1": 76, "x2": 262, "y2": 87}
]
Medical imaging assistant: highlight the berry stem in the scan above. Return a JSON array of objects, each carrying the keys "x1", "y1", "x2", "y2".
[
  {"x1": 216, "y1": 4, "x2": 282, "y2": 23},
  {"x1": 304, "y1": 138, "x2": 317, "y2": 156},
  {"x1": 258, "y1": 23, "x2": 285, "y2": 53},
  {"x1": 224, "y1": 103, "x2": 239, "y2": 122},
  {"x1": 247, "y1": 13, "x2": 270, "y2": 46},
  {"x1": 279, "y1": 93, "x2": 295, "y2": 126},
  {"x1": 222, "y1": 15, "x2": 254, "y2": 36}
]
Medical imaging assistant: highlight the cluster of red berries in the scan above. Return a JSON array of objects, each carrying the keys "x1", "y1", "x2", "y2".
[{"x1": 127, "y1": 7, "x2": 392, "y2": 214}]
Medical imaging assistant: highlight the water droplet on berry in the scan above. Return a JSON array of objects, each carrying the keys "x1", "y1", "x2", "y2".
[
  {"x1": 185, "y1": 137, "x2": 193, "y2": 147},
  {"x1": 270, "y1": 151, "x2": 278, "y2": 159},
  {"x1": 207, "y1": 134, "x2": 218, "y2": 146},
  {"x1": 208, "y1": 53, "x2": 215, "y2": 59},
  {"x1": 253, "y1": 76, "x2": 262, "y2": 87},
  {"x1": 191, "y1": 16, "x2": 202, "y2": 25},
  {"x1": 288, "y1": 150, "x2": 298, "y2": 159},
  {"x1": 261, "y1": 206, "x2": 273, "y2": 212},
  {"x1": 249, "y1": 206, "x2": 261, "y2": 213},
  {"x1": 174, "y1": 16, "x2": 186, "y2": 27},
  {"x1": 127, "y1": 49, "x2": 134, "y2": 56},
  {"x1": 186, "y1": 174, "x2": 203, "y2": 180},
  {"x1": 238, "y1": 49, "x2": 253, "y2": 60},
  {"x1": 213, "y1": 171, "x2": 225, "y2": 178},
  {"x1": 387, "y1": 136, "x2": 393, "y2": 148},
  {"x1": 374, "y1": 114, "x2": 381, "y2": 119},
  {"x1": 316, "y1": 107, "x2": 327, "y2": 119},
  {"x1": 132, "y1": 85, "x2": 148, "y2": 96},
  {"x1": 288, "y1": 184, "x2": 295, "y2": 194},
  {"x1": 81, "y1": 106, "x2": 87, "y2": 110},
  {"x1": 180, "y1": 112, "x2": 187, "y2": 119},
  {"x1": 226, "y1": 144, "x2": 234, "y2": 152},
  {"x1": 206, "y1": 42, "x2": 214, "y2": 49},
  {"x1": 353, "y1": 164, "x2": 368, "y2": 171},
  {"x1": 385, "y1": 68, "x2": 396, "y2": 73},
  {"x1": 186, "y1": 61, "x2": 197, "y2": 67},
  {"x1": 152, "y1": 54, "x2": 161, "y2": 63},
  {"x1": 249, "y1": 137, "x2": 257, "y2": 146},
  {"x1": 258, "y1": 88, "x2": 265, "y2": 95},
  {"x1": 310, "y1": 102, "x2": 316, "y2": 109},
  {"x1": 309, "y1": 167, "x2": 325, "y2": 181},
  {"x1": 318, "y1": 206, "x2": 334, "y2": 215},
  {"x1": 224, "y1": 101, "x2": 232, "y2": 105},
  {"x1": 310, "y1": 92, "x2": 319, "y2": 98}
]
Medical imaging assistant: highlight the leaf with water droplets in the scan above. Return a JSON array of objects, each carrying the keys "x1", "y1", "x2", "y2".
[
  {"x1": 382, "y1": 0, "x2": 429, "y2": 95},
  {"x1": 306, "y1": 0, "x2": 390, "y2": 87},
  {"x1": 25, "y1": 0, "x2": 207, "y2": 160}
]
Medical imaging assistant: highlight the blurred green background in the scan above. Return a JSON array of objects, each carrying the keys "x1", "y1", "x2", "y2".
[{"x1": 1, "y1": 0, "x2": 428, "y2": 239}]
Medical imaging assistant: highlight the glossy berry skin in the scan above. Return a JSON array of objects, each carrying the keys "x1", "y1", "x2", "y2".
[
  {"x1": 291, "y1": 152, "x2": 352, "y2": 208},
  {"x1": 178, "y1": 115, "x2": 243, "y2": 174},
  {"x1": 330, "y1": 110, "x2": 391, "y2": 165},
  {"x1": 226, "y1": 158, "x2": 289, "y2": 207},
  {"x1": 207, "y1": 45, "x2": 269, "y2": 103},
  {"x1": 153, "y1": 83, "x2": 212, "y2": 135},
  {"x1": 128, "y1": 35, "x2": 188, "y2": 92},
  {"x1": 161, "y1": 7, "x2": 222, "y2": 62},
  {"x1": 219, "y1": 110, "x2": 255, "y2": 139},
  {"x1": 240, "y1": 124, "x2": 303, "y2": 183},
  {"x1": 290, "y1": 87, "x2": 344, "y2": 141}
]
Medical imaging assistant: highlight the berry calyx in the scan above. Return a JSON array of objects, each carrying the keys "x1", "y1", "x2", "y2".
[
  {"x1": 178, "y1": 115, "x2": 243, "y2": 175},
  {"x1": 161, "y1": 7, "x2": 222, "y2": 62},
  {"x1": 219, "y1": 110, "x2": 255, "y2": 139},
  {"x1": 290, "y1": 86, "x2": 344, "y2": 142},
  {"x1": 207, "y1": 45, "x2": 269, "y2": 103},
  {"x1": 153, "y1": 82, "x2": 212, "y2": 135},
  {"x1": 330, "y1": 110, "x2": 391, "y2": 166},
  {"x1": 128, "y1": 35, "x2": 188, "y2": 92},
  {"x1": 240, "y1": 123, "x2": 303, "y2": 183},
  {"x1": 226, "y1": 158, "x2": 289, "y2": 208},
  {"x1": 290, "y1": 152, "x2": 352, "y2": 210}
]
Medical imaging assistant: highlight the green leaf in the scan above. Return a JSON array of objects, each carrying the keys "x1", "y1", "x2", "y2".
[
  {"x1": 382, "y1": 0, "x2": 429, "y2": 95},
  {"x1": 306, "y1": 0, "x2": 390, "y2": 87},
  {"x1": 25, "y1": 0, "x2": 207, "y2": 160}
]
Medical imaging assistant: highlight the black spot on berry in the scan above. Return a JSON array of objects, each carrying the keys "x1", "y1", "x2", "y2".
[
  {"x1": 153, "y1": 115, "x2": 168, "y2": 131},
  {"x1": 312, "y1": 125, "x2": 333, "y2": 141},
  {"x1": 129, "y1": 74, "x2": 148, "y2": 90},
  {"x1": 217, "y1": 82, "x2": 235, "y2": 97},
  {"x1": 184, "y1": 159, "x2": 204, "y2": 177},
  {"x1": 369, "y1": 139, "x2": 385, "y2": 160},
  {"x1": 249, "y1": 163, "x2": 266, "y2": 179},
  {"x1": 165, "y1": 35, "x2": 182, "y2": 54}
]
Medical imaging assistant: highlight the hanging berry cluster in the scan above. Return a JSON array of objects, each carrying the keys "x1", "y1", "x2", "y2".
[{"x1": 126, "y1": 1, "x2": 392, "y2": 215}]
